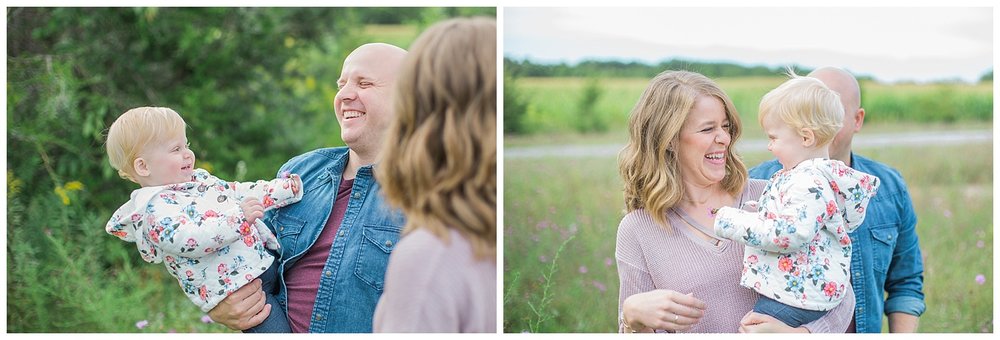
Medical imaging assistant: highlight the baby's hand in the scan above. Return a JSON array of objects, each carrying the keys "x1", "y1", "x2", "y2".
[
  {"x1": 240, "y1": 197, "x2": 264, "y2": 224},
  {"x1": 290, "y1": 174, "x2": 301, "y2": 196}
]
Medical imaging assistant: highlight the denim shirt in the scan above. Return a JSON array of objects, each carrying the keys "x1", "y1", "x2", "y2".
[
  {"x1": 264, "y1": 147, "x2": 405, "y2": 333},
  {"x1": 750, "y1": 154, "x2": 926, "y2": 333}
]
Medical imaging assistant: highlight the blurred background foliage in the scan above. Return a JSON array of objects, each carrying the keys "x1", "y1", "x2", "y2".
[{"x1": 6, "y1": 7, "x2": 494, "y2": 332}]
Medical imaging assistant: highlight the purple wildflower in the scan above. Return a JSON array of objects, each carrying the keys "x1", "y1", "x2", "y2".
[
  {"x1": 605, "y1": 257, "x2": 613, "y2": 267},
  {"x1": 135, "y1": 320, "x2": 149, "y2": 329},
  {"x1": 976, "y1": 274, "x2": 986, "y2": 285},
  {"x1": 201, "y1": 315, "x2": 214, "y2": 324},
  {"x1": 592, "y1": 280, "x2": 607, "y2": 293},
  {"x1": 977, "y1": 240, "x2": 985, "y2": 248},
  {"x1": 578, "y1": 265, "x2": 588, "y2": 274}
]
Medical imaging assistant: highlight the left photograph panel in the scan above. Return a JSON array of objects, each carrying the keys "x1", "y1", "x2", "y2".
[{"x1": 6, "y1": 7, "x2": 496, "y2": 333}]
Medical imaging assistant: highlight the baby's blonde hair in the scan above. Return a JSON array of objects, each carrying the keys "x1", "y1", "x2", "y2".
[
  {"x1": 377, "y1": 17, "x2": 496, "y2": 260},
  {"x1": 106, "y1": 107, "x2": 187, "y2": 183},
  {"x1": 758, "y1": 75, "x2": 843, "y2": 147}
]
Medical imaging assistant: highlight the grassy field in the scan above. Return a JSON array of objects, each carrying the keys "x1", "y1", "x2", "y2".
[
  {"x1": 503, "y1": 140, "x2": 993, "y2": 333},
  {"x1": 507, "y1": 77, "x2": 993, "y2": 140}
]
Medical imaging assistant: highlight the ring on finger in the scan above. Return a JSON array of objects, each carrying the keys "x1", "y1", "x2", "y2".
[{"x1": 674, "y1": 314, "x2": 679, "y2": 322}]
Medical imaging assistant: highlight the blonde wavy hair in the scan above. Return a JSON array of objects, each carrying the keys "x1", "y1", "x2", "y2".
[
  {"x1": 376, "y1": 17, "x2": 496, "y2": 260},
  {"x1": 618, "y1": 71, "x2": 747, "y2": 230},
  {"x1": 106, "y1": 107, "x2": 187, "y2": 183}
]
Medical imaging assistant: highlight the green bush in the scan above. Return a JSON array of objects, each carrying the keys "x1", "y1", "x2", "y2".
[
  {"x1": 6, "y1": 7, "x2": 495, "y2": 332},
  {"x1": 504, "y1": 73, "x2": 530, "y2": 135},
  {"x1": 574, "y1": 77, "x2": 607, "y2": 133}
]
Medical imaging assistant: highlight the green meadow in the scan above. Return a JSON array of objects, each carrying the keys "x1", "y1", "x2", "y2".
[
  {"x1": 502, "y1": 76, "x2": 993, "y2": 333},
  {"x1": 505, "y1": 77, "x2": 992, "y2": 146}
]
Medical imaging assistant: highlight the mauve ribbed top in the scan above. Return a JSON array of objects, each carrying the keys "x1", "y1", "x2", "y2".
[
  {"x1": 615, "y1": 179, "x2": 854, "y2": 333},
  {"x1": 373, "y1": 228, "x2": 497, "y2": 333}
]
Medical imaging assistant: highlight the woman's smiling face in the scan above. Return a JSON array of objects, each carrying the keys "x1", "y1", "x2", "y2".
[{"x1": 677, "y1": 95, "x2": 732, "y2": 187}]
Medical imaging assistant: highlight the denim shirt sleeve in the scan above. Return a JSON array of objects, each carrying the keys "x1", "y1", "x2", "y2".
[{"x1": 882, "y1": 184, "x2": 926, "y2": 316}]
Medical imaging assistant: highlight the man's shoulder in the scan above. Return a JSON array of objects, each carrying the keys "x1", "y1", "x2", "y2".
[
  {"x1": 748, "y1": 159, "x2": 782, "y2": 180},
  {"x1": 852, "y1": 154, "x2": 909, "y2": 194},
  {"x1": 280, "y1": 146, "x2": 350, "y2": 174}
]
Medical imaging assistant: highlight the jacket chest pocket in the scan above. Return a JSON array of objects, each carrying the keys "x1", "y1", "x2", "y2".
[
  {"x1": 354, "y1": 224, "x2": 402, "y2": 291},
  {"x1": 870, "y1": 223, "x2": 899, "y2": 274},
  {"x1": 272, "y1": 213, "x2": 306, "y2": 260}
]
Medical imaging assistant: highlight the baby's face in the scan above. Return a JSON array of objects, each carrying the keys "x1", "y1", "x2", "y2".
[
  {"x1": 137, "y1": 134, "x2": 196, "y2": 187},
  {"x1": 762, "y1": 114, "x2": 809, "y2": 169}
]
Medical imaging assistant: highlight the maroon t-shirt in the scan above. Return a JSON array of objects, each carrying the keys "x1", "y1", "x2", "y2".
[{"x1": 284, "y1": 178, "x2": 354, "y2": 333}]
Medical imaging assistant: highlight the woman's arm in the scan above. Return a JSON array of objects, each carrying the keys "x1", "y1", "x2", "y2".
[
  {"x1": 802, "y1": 281, "x2": 855, "y2": 332},
  {"x1": 616, "y1": 215, "x2": 705, "y2": 332},
  {"x1": 739, "y1": 286, "x2": 855, "y2": 333}
]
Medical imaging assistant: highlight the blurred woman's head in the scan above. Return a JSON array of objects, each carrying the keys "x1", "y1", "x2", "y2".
[
  {"x1": 377, "y1": 17, "x2": 496, "y2": 259},
  {"x1": 619, "y1": 70, "x2": 747, "y2": 229}
]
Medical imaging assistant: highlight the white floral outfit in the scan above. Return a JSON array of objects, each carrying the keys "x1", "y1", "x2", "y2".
[
  {"x1": 106, "y1": 168, "x2": 302, "y2": 312},
  {"x1": 714, "y1": 158, "x2": 879, "y2": 311}
]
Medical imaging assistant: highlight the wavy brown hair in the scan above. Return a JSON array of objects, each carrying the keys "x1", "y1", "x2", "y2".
[
  {"x1": 618, "y1": 70, "x2": 747, "y2": 230},
  {"x1": 376, "y1": 17, "x2": 496, "y2": 260}
]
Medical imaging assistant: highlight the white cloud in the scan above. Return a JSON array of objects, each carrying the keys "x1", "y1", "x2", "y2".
[{"x1": 505, "y1": 7, "x2": 994, "y2": 82}]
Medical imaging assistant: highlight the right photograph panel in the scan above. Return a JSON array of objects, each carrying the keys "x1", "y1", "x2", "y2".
[{"x1": 502, "y1": 7, "x2": 993, "y2": 333}]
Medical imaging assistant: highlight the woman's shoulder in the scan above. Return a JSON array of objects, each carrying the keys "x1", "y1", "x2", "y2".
[
  {"x1": 742, "y1": 178, "x2": 768, "y2": 198},
  {"x1": 618, "y1": 209, "x2": 668, "y2": 240}
]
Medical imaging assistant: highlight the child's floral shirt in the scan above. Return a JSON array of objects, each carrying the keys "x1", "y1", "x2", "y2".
[
  {"x1": 714, "y1": 158, "x2": 879, "y2": 311},
  {"x1": 106, "y1": 168, "x2": 302, "y2": 312}
]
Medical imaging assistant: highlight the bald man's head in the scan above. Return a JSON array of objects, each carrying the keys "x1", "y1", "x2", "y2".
[
  {"x1": 334, "y1": 43, "x2": 407, "y2": 158},
  {"x1": 807, "y1": 66, "x2": 865, "y2": 165},
  {"x1": 808, "y1": 67, "x2": 861, "y2": 113}
]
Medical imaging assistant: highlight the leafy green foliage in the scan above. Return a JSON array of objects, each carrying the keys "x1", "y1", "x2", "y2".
[
  {"x1": 505, "y1": 57, "x2": 822, "y2": 79},
  {"x1": 574, "y1": 77, "x2": 606, "y2": 133},
  {"x1": 6, "y1": 7, "x2": 494, "y2": 332},
  {"x1": 503, "y1": 73, "x2": 530, "y2": 134}
]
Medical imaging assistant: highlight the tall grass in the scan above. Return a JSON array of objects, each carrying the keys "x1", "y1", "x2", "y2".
[{"x1": 503, "y1": 141, "x2": 993, "y2": 333}]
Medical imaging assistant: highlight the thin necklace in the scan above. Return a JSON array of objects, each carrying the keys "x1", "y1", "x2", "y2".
[{"x1": 671, "y1": 208, "x2": 721, "y2": 246}]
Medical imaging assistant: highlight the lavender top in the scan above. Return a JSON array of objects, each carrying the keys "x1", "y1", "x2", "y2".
[
  {"x1": 373, "y1": 228, "x2": 497, "y2": 333},
  {"x1": 616, "y1": 179, "x2": 855, "y2": 333}
]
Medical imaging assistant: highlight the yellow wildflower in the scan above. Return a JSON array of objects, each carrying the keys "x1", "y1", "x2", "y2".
[
  {"x1": 54, "y1": 186, "x2": 70, "y2": 205},
  {"x1": 64, "y1": 181, "x2": 84, "y2": 191},
  {"x1": 7, "y1": 170, "x2": 23, "y2": 196}
]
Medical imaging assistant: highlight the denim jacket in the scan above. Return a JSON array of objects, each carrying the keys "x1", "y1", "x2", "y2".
[
  {"x1": 750, "y1": 154, "x2": 926, "y2": 333},
  {"x1": 264, "y1": 147, "x2": 405, "y2": 333}
]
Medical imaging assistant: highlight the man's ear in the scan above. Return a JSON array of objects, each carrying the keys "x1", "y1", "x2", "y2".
[
  {"x1": 853, "y1": 108, "x2": 866, "y2": 133},
  {"x1": 800, "y1": 128, "x2": 817, "y2": 147},
  {"x1": 133, "y1": 157, "x2": 150, "y2": 177}
]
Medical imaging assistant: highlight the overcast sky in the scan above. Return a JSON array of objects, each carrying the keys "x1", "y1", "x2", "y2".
[{"x1": 504, "y1": 7, "x2": 993, "y2": 83}]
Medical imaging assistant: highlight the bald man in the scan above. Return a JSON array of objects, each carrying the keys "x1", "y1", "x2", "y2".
[
  {"x1": 208, "y1": 43, "x2": 408, "y2": 333},
  {"x1": 749, "y1": 67, "x2": 926, "y2": 333}
]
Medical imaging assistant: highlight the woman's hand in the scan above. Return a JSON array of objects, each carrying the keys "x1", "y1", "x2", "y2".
[
  {"x1": 622, "y1": 289, "x2": 706, "y2": 332},
  {"x1": 207, "y1": 279, "x2": 271, "y2": 331},
  {"x1": 738, "y1": 312, "x2": 809, "y2": 333}
]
